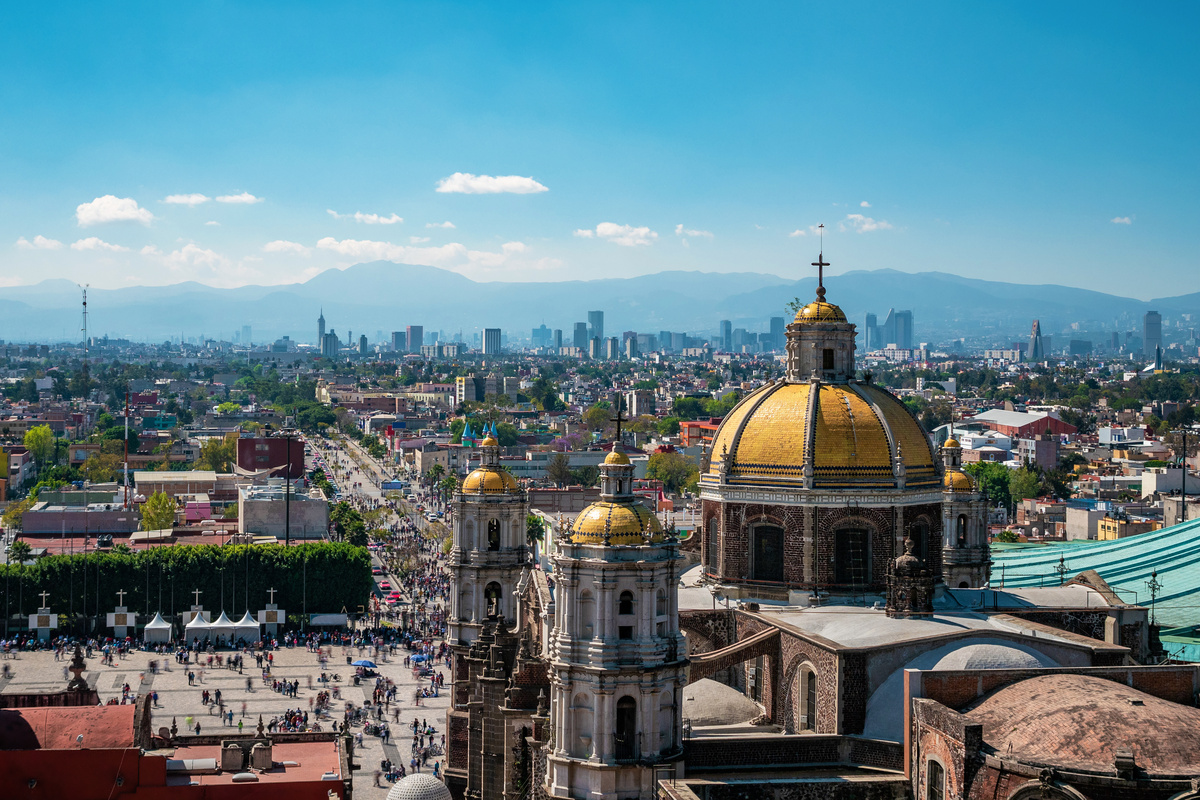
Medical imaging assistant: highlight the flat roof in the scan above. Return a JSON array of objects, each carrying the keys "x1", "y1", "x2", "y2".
[{"x1": 168, "y1": 741, "x2": 341, "y2": 785}]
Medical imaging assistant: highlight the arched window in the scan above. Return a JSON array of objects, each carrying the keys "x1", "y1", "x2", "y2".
[
  {"x1": 833, "y1": 528, "x2": 871, "y2": 585},
  {"x1": 751, "y1": 525, "x2": 785, "y2": 582},
  {"x1": 926, "y1": 759, "x2": 944, "y2": 800},
  {"x1": 615, "y1": 696, "x2": 637, "y2": 761},
  {"x1": 618, "y1": 590, "x2": 635, "y2": 615},
  {"x1": 823, "y1": 348, "x2": 835, "y2": 371},
  {"x1": 705, "y1": 518, "x2": 719, "y2": 574},
  {"x1": 801, "y1": 668, "x2": 817, "y2": 731},
  {"x1": 658, "y1": 690, "x2": 675, "y2": 754},
  {"x1": 910, "y1": 520, "x2": 930, "y2": 562},
  {"x1": 956, "y1": 515, "x2": 968, "y2": 547},
  {"x1": 487, "y1": 518, "x2": 500, "y2": 551},
  {"x1": 484, "y1": 582, "x2": 502, "y2": 618}
]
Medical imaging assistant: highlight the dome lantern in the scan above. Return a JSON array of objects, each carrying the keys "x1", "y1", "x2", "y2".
[{"x1": 785, "y1": 240, "x2": 857, "y2": 383}]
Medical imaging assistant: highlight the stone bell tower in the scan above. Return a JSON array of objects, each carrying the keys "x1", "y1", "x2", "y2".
[{"x1": 940, "y1": 437, "x2": 991, "y2": 589}]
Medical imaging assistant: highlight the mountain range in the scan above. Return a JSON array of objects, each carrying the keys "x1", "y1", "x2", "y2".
[{"x1": 0, "y1": 262, "x2": 1195, "y2": 346}]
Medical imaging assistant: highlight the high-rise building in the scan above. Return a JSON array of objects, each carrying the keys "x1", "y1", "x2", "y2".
[
  {"x1": 391, "y1": 331, "x2": 406, "y2": 352},
  {"x1": 573, "y1": 322, "x2": 588, "y2": 350},
  {"x1": 605, "y1": 336, "x2": 620, "y2": 360},
  {"x1": 587, "y1": 310, "x2": 604, "y2": 343},
  {"x1": 719, "y1": 320, "x2": 732, "y2": 352},
  {"x1": 769, "y1": 317, "x2": 785, "y2": 351},
  {"x1": 318, "y1": 309, "x2": 325, "y2": 346},
  {"x1": 659, "y1": 330, "x2": 673, "y2": 352},
  {"x1": 406, "y1": 325, "x2": 423, "y2": 353},
  {"x1": 588, "y1": 337, "x2": 602, "y2": 359},
  {"x1": 359, "y1": 335, "x2": 368, "y2": 356},
  {"x1": 483, "y1": 328, "x2": 502, "y2": 355},
  {"x1": 241, "y1": 325, "x2": 252, "y2": 346},
  {"x1": 1028, "y1": 320, "x2": 1045, "y2": 361},
  {"x1": 552, "y1": 329, "x2": 562, "y2": 350},
  {"x1": 878, "y1": 308, "x2": 913, "y2": 350},
  {"x1": 864, "y1": 313, "x2": 878, "y2": 350},
  {"x1": 1144, "y1": 310, "x2": 1163, "y2": 358},
  {"x1": 531, "y1": 324, "x2": 551, "y2": 349},
  {"x1": 624, "y1": 336, "x2": 638, "y2": 359},
  {"x1": 321, "y1": 330, "x2": 339, "y2": 359}
]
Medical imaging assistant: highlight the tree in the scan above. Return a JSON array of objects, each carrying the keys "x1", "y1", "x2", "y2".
[
  {"x1": 582, "y1": 404, "x2": 611, "y2": 432},
  {"x1": 526, "y1": 514, "x2": 545, "y2": 548},
  {"x1": 82, "y1": 453, "x2": 122, "y2": 483},
  {"x1": 197, "y1": 433, "x2": 238, "y2": 472},
  {"x1": 24, "y1": 424, "x2": 54, "y2": 469},
  {"x1": 496, "y1": 422, "x2": 520, "y2": 447},
  {"x1": 2, "y1": 497, "x2": 33, "y2": 532},
  {"x1": 569, "y1": 466, "x2": 600, "y2": 487},
  {"x1": 645, "y1": 451, "x2": 700, "y2": 493},
  {"x1": 141, "y1": 491, "x2": 178, "y2": 531},
  {"x1": 1010, "y1": 466, "x2": 1044, "y2": 503},
  {"x1": 216, "y1": 401, "x2": 241, "y2": 415},
  {"x1": 546, "y1": 453, "x2": 572, "y2": 487},
  {"x1": 7, "y1": 540, "x2": 32, "y2": 563},
  {"x1": 449, "y1": 418, "x2": 466, "y2": 444},
  {"x1": 963, "y1": 462, "x2": 1013, "y2": 511},
  {"x1": 657, "y1": 417, "x2": 681, "y2": 436},
  {"x1": 995, "y1": 530, "x2": 1020, "y2": 543}
]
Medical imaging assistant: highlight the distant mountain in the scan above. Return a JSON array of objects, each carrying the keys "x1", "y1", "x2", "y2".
[{"x1": 0, "y1": 262, "x2": 1192, "y2": 345}]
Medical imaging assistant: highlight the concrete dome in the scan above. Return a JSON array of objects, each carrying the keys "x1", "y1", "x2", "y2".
[
  {"x1": 386, "y1": 773, "x2": 453, "y2": 800},
  {"x1": 683, "y1": 678, "x2": 763, "y2": 726}
]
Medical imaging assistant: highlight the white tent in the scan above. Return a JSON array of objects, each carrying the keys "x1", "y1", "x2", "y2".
[
  {"x1": 185, "y1": 613, "x2": 212, "y2": 641},
  {"x1": 210, "y1": 611, "x2": 236, "y2": 645},
  {"x1": 234, "y1": 611, "x2": 260, "y2": 644},
  {"x1": 144, "y1": 612, "x2": 173, "y2": 644}
]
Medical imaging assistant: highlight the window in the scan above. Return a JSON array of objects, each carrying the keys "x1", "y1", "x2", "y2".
[
  {"x1": 957, "y1": 515, "x2": 968, "y2": 547},
  {"x1": 487, "y1": 518, "x2": 500, "y2": 551},
  {"x1": 927, "y1": 760, "x2": 944, "y2": 800},
  {"x1": 910, "y1": 520, "x2": 930, "y2": 562},
  {"x1": 751, "y1": 525, "x2": 786, "y2": 582},
  {"x1": 750, "y1": 656, "x2": 764, "y2": 702},
  {"x1": 618, "y1": 590, "x2": 634, "y2": 615},
  {"x1": 615, "y1": 697, "x2": 637, "y2": 761},
  {"x1": 823, "y1": 348, "x2": 835, "y2": 370},
  {"x1": 484, "y1": 582, "x2": 502, "y2": 618},
  {"x1": 656, "y1": 590, "x2": 667, "y2": 617},
  {"x1": 619, "y1": 626, "x2": 633, "y2": 640},
  {"x1": 803, "y1": 669, "x2": 817, "y2": 731},
  {"x1": 705, "y1": 518, "x2": 719, "y2": 574},
  {"x1": 833, "y1": 528, "x2": 870, "y2": 585}
]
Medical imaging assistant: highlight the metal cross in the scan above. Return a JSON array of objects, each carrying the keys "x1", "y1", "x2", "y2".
[
  {"x1": 811, "y1": 224, "x2": 830, "y2": 300},
  {"x1": 610, "y1": 396, "x2": 627, "y2": 441},
  {"x1": 267, "y1": 587, "x2": 278, "y2": 605},
  {"x1": 192, "y1": 588, "x2": 203, "y2": 605},
  {"x1": 38, "y1": 590, "x2": 50, "y2": 607},
  {"x1": 115, "y1": 589, "x2": 127, "y2": 606}
]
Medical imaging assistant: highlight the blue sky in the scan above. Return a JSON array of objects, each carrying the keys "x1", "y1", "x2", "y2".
[{"x1": 1, "y1": 2, "x2": 1196, "y2": 296}]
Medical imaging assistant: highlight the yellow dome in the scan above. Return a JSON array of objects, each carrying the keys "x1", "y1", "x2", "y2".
[
  {"x1": 794, "y1": 300, "x2": 847, "y2": 324},
  {"x1": 480, "y1": 435, "x2": 499, "y2": 447},
  {"x1": 705, "y1": 381, "x2": 937, "y2": 490},
  {"x1": 604, "y1": 448, "x2": 631, "y2": 465},
  {"x1": 461, "y1": 466, "x2": 519, "y2": 494},
  {"x1": 570, "y1": 501, "x2": 664, "y2": 545},
  {"x1": 944, "y1": 470, "x2": 975, "y2": 492},
  {"x1": 944, "y1": 437, "x2": 961, "y2": 449}
]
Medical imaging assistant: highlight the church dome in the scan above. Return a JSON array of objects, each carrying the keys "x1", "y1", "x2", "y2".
[
  {"x1": 570, "y1": 501, "x2": 663, "y2": 545},
  {"x1": 705, "y1": 381, "x2": 937, "y2": 490},
  {"x1": 943, "y1": 470, "x2": 975, "y2": 492},
  {"x1": 943, "y1": 437, "x2": 961, "y2": 449},
  {"x1": 604, "y1": 448, "x2": 631, "y2": 465},
  {"x1": 386, "y1": 773, "x2": 453, "y2": 800},
  {"x1": 461, "y1": 466, "x2": 519, "y2": 494},
  {"x1": 480, "y1": 434, "x2": 498, "y2": 447},
  {"x1": 793, "y1": 300, "x2": 847, "y2": 324}
]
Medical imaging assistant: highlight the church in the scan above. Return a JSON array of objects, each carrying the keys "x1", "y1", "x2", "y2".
[{"x1": 442, "y1": 258, "x2": 1190, "y2": 800}]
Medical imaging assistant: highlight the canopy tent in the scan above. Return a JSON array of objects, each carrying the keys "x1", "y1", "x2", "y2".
[
  {"x1": 234, "y1": 611, "x2": 260, "y2": 643},
  {"x1": 209, "y1": 611, "x2": 236, "y2": 644},
  {"x1": 185, "y1": 613, "x2": 211, "y2": 640},
  {"x1": 144, "y1": 612, "x2": 173, "y2": 644}
]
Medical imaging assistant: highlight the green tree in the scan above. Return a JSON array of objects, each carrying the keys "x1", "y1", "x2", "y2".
[
  {"x1": 569, "y1": 466, "x2": 600, "y2": 487},
  {"x1": 449, "y1": 418, "x2": 466, "y2": 444},
  {"x1": 2, "y1": 497, "x2": 33, "y2": 532},
  {"x1": 82, "y1": 453, "x2": 121, "y2": 483},
  {"x1": 197, "y1": 433, "x2": 238, "y2": 472},
  {"x1": 141, "y1": 491, "x2": 178, "y2": 531},
  {"x1": 963, "y1": 462, "x2": 1013, "y2": 511},
  {"x1": 645, "y1": 451, "x2": 700, "y2": 493},
  {"x1": 24, "y1": 424, "x2": 55, "y2": 469},
  {"x1": 496, "y1": 422, "x2": 520, "y2": 447},
  {"x1": 7, "y1": 540, "x2": 32, "y2": 563},
  {"x1": 1010, "y1": 466, "x2": 1044, "y2": 502},
  {"x1": 657, "y1": 417, "x2": 681, "y2": 436},
  {"x1": 216, "y1": 401, "x2": 241, "y2": 415},
  {"x1": 526, "y1": 514, "x2": 545, "y2": 548},
  {"x1": 995, "y1": 529, "x2": 1020, "y2": 543},
  {"x1": 582, "y1": 404, "x2": 611, "y2": 432},
  {"x1": 546, "y1": 453, "x2": 572, "y2": 487}
]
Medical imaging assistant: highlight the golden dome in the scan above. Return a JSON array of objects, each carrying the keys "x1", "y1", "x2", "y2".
[
  {"x1": 943, "y1": 437, "x2": 961, "y2": 449},
  {"x1": 570, "y1": 501, "x2": 664, "y2": 545},
  {"x1": 480, "y1": 435, "x2": 499, "y2": 447},
  {"x1": 461, "y1": 466, "x2": 519, "y2": 494},
  {"x1": 604, "y1": 448, "x2": 631, "y2": 465},
  {"x1": 944, "y1": 470, "x2": 975, "y2": 492},
  {"x1": 705, "y1": 381, "x2": 938, "y2": 490},
  {"x1": 793, "y1": 300, "x2": 848, "y2": 324}
]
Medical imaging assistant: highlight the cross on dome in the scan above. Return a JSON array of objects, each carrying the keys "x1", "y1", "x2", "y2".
[{"x1": 812, "y1": 223, "x2": 830, "y2": 301}]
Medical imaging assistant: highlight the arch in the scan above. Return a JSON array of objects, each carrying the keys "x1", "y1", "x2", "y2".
[
  {"x1": 618, "y1": 590, "x2": 635, "y2": 615},
  {"x1": 615, "y1": 696, "x2": 637, "y2": 761},
  {"x1": 750, "y1": 524, "x2": 786, "y2": 582},
  {"x1": 704, "y1": 517, "x2": 719, "y2": 575},
  {"x1": 956, "y1": 514, "x2": 968, "y2": 547},
  {"x1": 571, "y1": 692, "x2": 594, "y2": 759},
  {"x1": 657, "y1": 689, "x2": 675, "y2": 755},
  {"x1": 909, "y1": 516, "x2": 932, "y2": 562},
  {"x1": 487, "y1": 518, "x2": 500, "y2": 551},
  {"x1": 925, "y1": 758, "x2": 945, "y2": 800},
  {"x1": 833, "y1": 525, "x2": 872, "y2": 585},
  {"x1": 799, "y1": 666, "x2": 818, "y2": 732},
  {"x1": 1007, "y1": 779, "x2": 1089, "y2": 800},
  {"x1": 484, "y1": 582, "x2": 502, "y2": 618}
]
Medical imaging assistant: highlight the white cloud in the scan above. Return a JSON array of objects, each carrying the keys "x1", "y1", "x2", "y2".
[
  {"x1": 860, "y1": 201, "x2": 871, "y2": 208},
  {"x1": 435, "y1": 173, "x2": 549, "y2": 194},
  {"x1": 140, "y1": 245, "x2": 161, "y2": 256},
  {"x1": 76, "y1": 195, "x2": 154, "y2": 226},
  {"x1": 788, "y1": 229, "x2": 806, "y2": 238},
  {"x1": 262, "y1": 240, "x2": 312, "y2": 256},
  {"x1": 425, "y1": 220, "x2": 455, "y2": 229},
  {"x1": 70, "y1": 237, "x2": 129, "y2": 252},
  {"x1": 163, "y1": 193, "x2": 210, "y2": 207},
  {"x1": 205, "y1": 220, "x2": 220, "y2": 226},
  {"x1": 16, "y1": 235, "x2": 63, "y2": 250},
  {"x1": 314, "y1": 237, "x2": 554, "y2": 275},
  {"x1": 409, "y1": 236, "x2": 430, "y2": 244},
  {"x1": 165, "y1": 243, "x2": 229, "y2": 269},
  {"x1": 840, "y1": 213, "x2": 893, "y2": 233},
  {"x1": 675, "y1": 224, "x2": 714, "y2": 239},
  {"x1": 577, "y1": 222, "x2": 657, "y2": 247},
  {"x1": 215, "y1": 192, "x2": 264, "y2": 204},
  {"x1": 1111, "y1": 216, "x2": 1132, "y2": 225},
  {"x1": 572, "y1": 229, "x2": 594, "y2": 238},
  {"x1": 327, "y1": 209, "x2": 404, "y2": 225}
]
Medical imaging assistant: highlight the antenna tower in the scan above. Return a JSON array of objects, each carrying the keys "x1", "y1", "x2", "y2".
[{"x1": 79, "y1": 284, "x2": 90, "y2": 387}]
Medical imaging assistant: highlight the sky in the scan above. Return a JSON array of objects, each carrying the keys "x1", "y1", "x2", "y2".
[{"x1": 1, "y1": 2, "x2": 1197, "y2": 297}]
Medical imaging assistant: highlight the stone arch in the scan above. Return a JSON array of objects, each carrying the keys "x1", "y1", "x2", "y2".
[
  {"x1": 571, "y1": 692, "x2": 593, "y2": 759},
  {"x1": 484, "y1": 582, "x2": 502, "y2": 618},
  {"x1": 748, "y1": 514, "x2": 786, "y2": 583},
  {"x1": 1007, "y1": 778, "x2": 1090, "y2": 800},
  {"x1": 780, "y1": 655, "x2": 821, "y2": 734},
  {"x1": 908, "y1": 513, "x2": 934, "y2": 562},
  {"x1": 956, "y1": 514, "x2": 968, "y2": 547},
  {"x1": 614, "y1": 695, "x2": 637, "y2": 761},
  {"x1": 487, "y1": 518, "x2": 500, "y2": 551}
]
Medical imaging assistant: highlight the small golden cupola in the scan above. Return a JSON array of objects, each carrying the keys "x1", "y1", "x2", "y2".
[
  {"x1": 941, "y1": 437, "x2": 975, "y2": 492},
  {"x1": 570, "y1": 441, "x2": 662, "y2": 545},
  {"x1": 461, "y1": 433, "x2": 519, "y2": 494},
  {"x1": 785, "y1": 233, "x2": 857, "y2": 383}
]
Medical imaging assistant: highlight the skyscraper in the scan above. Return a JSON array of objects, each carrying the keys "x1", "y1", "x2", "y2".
[
  {"x1": 1144, "y1": 310, "x2": 1162, "y2": 358},
  {"x1": 719, "y1": 320, "x2": 732, "y2": 352},
  {"x1": 864, "y1": 313, "x2": 878, "y2": 350},
  {"x1": 406, "y1": 325, "x2": 423, "y2": 353},
  {"x1": 553, "y1": 329, "x2": 562, "y2": 350},
  {"x1": 483, "y1": 328, "x2": 502, "y2": 355},
  {"x1": 391, "y1": 331, "x2": 406, "y2": 352},
  {"x1": 1028, "y1": 320, "x2": 1044, "y2": 361},
  {"x1": 587, "y1": 310, "x2": 604, "y2": 343},
  {"x1": 879, "y1": 308, "x2": 914, "y2": 349},
  {"x1": 359, "y1": 334, "x2": 368, "y2": 356},
  {"x1": 241, "y1": 325, "x2": 252, "y2": 346},
  {"x1": 573, "y1": 322, "x2": 588, "y2": 350},
  {"x1": 769, "y1": 317, "x2": 785, "y2": 351},
  {"x1": 318, "y1": 309, "x2": 325, "y2": 346}
]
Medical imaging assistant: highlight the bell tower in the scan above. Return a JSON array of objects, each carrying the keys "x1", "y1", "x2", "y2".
[{"x1": 940, "y1": 437, "x2": 991, "y2": 588}]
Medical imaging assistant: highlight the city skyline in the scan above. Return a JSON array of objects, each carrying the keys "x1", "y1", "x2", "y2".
[{"x1": 2, "y1": 4, "x2": 1198, "y2": 296}]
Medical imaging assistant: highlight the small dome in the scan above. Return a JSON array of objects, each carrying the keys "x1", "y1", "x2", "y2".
[
  {"x1": 461, "y1": 467, "x2": 519, "y2": 494},
  {"x1": 794, "y1": 300, "x2": 847, "y2": 324},
  {"x1": 682, "y1": 678, "x2": 763, "y2": 726},
  {"x1": 480, "y1": 435, "x2": 499, "y2": 447},
  {"x1": 570, "y1": 501, "x2": 663, "y2": 545},
  {"x1": 604, "y1": 448, "x2": 631, "y2": 465},
  {"x1": 386, "y1": 773, "x2": 453, "y2": 800},
  {"x1": 943, "y1": 437, "x2": 961, "y2": 449},
  {"x1": 943, "y1": 470, "x2": 975, "y2": 492}
]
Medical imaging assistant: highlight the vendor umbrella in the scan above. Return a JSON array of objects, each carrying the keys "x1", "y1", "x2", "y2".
[{"x1": 352, "y1": 659, "x2": 377, "y2": 668}]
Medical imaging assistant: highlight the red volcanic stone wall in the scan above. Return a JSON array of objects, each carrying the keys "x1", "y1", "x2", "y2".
[
  {"x1": 816, "y1": 506, "x2": 894, "y2": 589},
  {"x1": 919, "y1": 665, "x2": 1200, "y2": 711}
]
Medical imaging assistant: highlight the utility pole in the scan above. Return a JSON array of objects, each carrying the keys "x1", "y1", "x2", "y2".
[{"x1": 123, "y1": 392, "x2": 131, "y2": 510}]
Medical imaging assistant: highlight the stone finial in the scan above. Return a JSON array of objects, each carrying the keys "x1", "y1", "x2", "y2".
[
  {"x1": 67, "y1": 644, "x2": 89, "y2": 691},
  {"x1": 256, "y1": 715, "x2": 265, "y2": 737}
]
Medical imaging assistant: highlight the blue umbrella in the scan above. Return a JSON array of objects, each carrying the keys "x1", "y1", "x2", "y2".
[
  {"x1": 410, "y1": 654, "x2": 429, "y2": 662},
  {"x1": 351, "y1": 659, "x2": 377, "y2": 668}
]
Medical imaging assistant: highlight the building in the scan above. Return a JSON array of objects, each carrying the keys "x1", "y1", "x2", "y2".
[
  {"x1": 605, "y1": 336, "x2": 620, "y2": 360},
  {"x1": 1016, "y1": 429, "x2": 1060, "y2": 471},
  {"x1": 406, "y1": 325, "x2": 424, "y2": 353},
  {"x1": 235, "y1": 436, "x2": 305, "y2": 479},
  {"x1": 483, "y1": 327, "x2": 502, "y2": 355},
  {"x1": 552, "y1": 328, "x2": 562, "y2": 350},
  {"x1": 240, "y1": 324, "x2": 251, "y2": 345},
  {"x1": 358, "y1": 334, "x2": 368, "y2": 355},
  {"x1": 588, "y1": 337, "x2": 602, "y2": 359},
  {"x1": 1028, "y1": 319, "x2": 1045, "y2": 360},
  {"x1": 391, "y1": 330, "x2": 406, "y2": 352},
  {"x1": 769, "y1": 315, "x2": 785, "y2": 351},
  {"x1": 966, "y1": 408, "x2": 1076, "y2": 439},
  {"x1": 572, "y1": 322, "x2": 588, "y2": 350},
  {"x1": 1144, "y1": 309, "x2": 1163, "y2": 357},
  {"x1": 719, "y1": 319, "x2": 732, "y2": 352},
  {"x1": 238, "y1": 482, "x2": 330, "y2": 540},
  {"x1": 317, "y1": 308, "x2": 325, "y2": 346},
  {"x1": 863, "y1": 312, "x2": 878, "y2": 350},
  {"x1": 588, "y1": 310, "x2": 604, "y2": 343}
]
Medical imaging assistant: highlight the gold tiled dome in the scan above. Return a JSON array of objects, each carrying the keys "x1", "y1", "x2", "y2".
[
  {"x1": 461, "y1": 467, "x2": 519, "y2": 494},
  {"x1": 944, "y1": 437, "x2": 961, "y2": 449},
  {"x1": 794, "y1": 300, "x2": 848, "y2": 324},
  {"x1": 944, "y1": 470, "x2": 975, "y2": 492},
  {"x1": 604, "y1": 448, "x2": 631, "y2": 465},
  {"x1": 706, "y1": 381, "x2": 938, "y2": 490},
  {"x1": 480, "y1": 435, "x2": 499, "y2": 447},
  {"x1": 570, "y1": 501, "x2": 663, "y2": 545}
]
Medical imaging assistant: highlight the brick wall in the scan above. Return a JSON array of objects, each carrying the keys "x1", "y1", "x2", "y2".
[
  {"x1": 683, "y1": 734, "x2": 902, "y2": 773},
  {"x1": 918, "y1": 664, "x2": 1200, "y2": 711}
]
